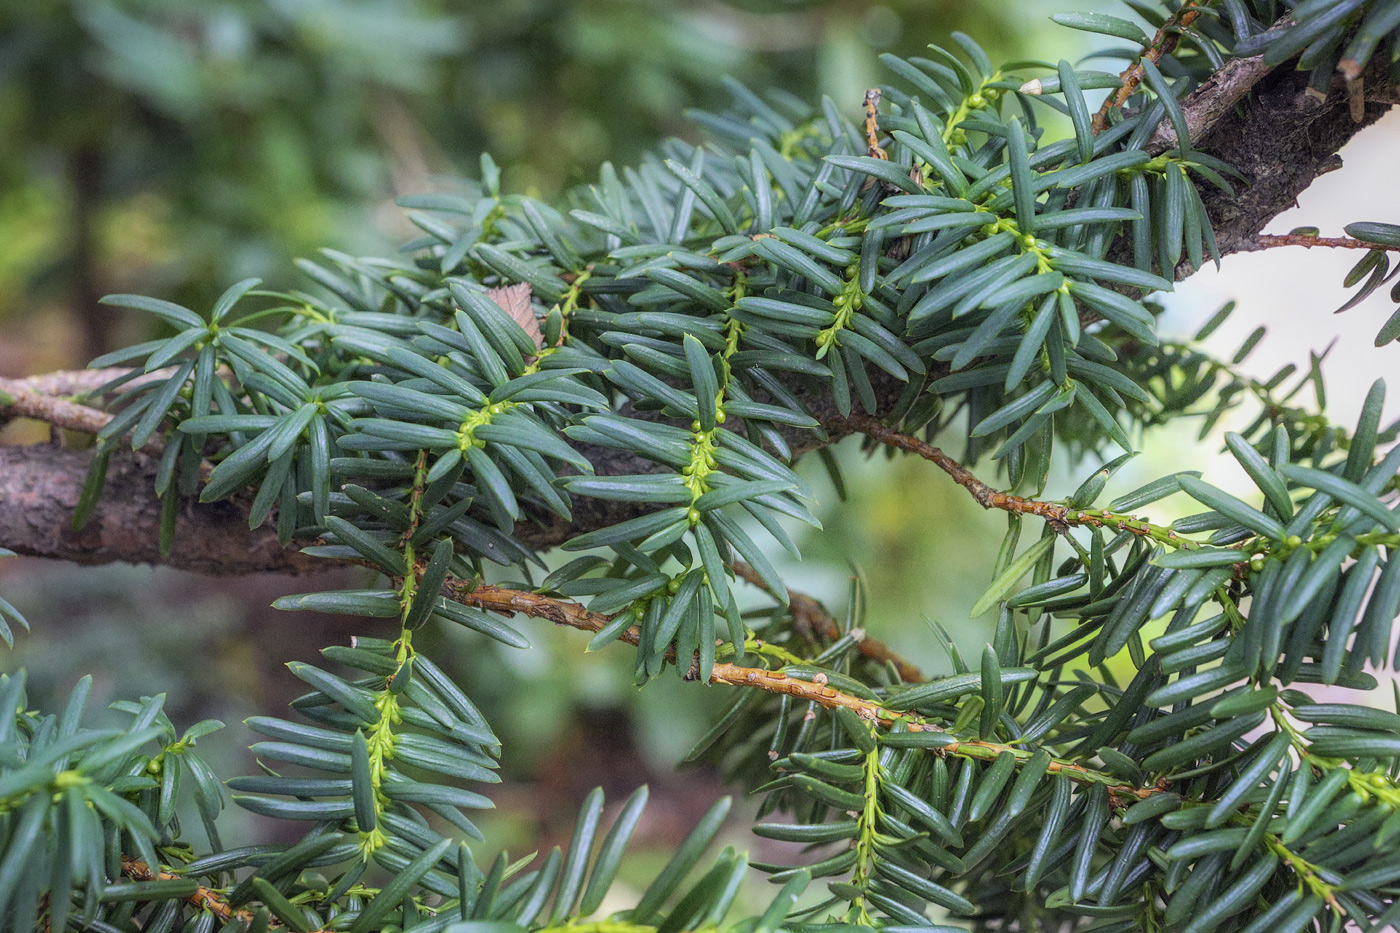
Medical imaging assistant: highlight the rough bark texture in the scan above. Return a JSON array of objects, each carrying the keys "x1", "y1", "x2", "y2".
[
  {"x1": 0, "y1": 446, "x2": 324, "y2": 575},
  {"x1": 2, "y1": 59, "x2": 1395, "y2": 574},
  {"x1": 1179, "y1": 56, "x2": 1395, "y2": 260}
]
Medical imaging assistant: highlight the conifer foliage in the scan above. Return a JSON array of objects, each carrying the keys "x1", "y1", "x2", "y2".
[{"x1": 6, "y1": 1, "x2": 1400, "y2": 930}]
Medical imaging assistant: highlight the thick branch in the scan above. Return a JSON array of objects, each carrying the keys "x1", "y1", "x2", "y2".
[
  {"x1": 1, "y1": 56, "x2": 1393, "y2": 572},
  {"x1": 0, "y1": 445, "x2": 323, "y2": 575},
  {"x1": 1162, "y1": 56, "x2": 1395, "y2": 261}
]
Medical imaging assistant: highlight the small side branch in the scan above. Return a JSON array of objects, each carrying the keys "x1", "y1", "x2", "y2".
[
  {"x1": 446, "y1": 579, "x2": 1158, "y2": 799},
  {"x1": 0, "y1": 376, "x2": 115, "y2": 436},
  {"x1": 850, "y1": 415, "x2": 1069, "y2": 522},
  {"x1": 1094, "y1": 3, "x2": 1208, "y2": 133},
  {"x1": 731, "y1": 561, "x2": 924, "y2": 682},
  {"x1": 863, "y1": 89, "x2": 889, "y2": 161},
  {"x1": 852, "y1": 416, "x2": 1222, "y2": 555},
  {"x1": 1244, "y1": 233, "x2": 1400, "y2": 253},
  {"x1": 3, "y1": 368, "x2": 147, "y2": 399}
]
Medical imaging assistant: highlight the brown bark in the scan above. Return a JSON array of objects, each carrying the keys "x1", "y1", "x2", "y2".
[
  {"x1": 1171, "y1": 56, "x2": 1396, "y2": 264},
  {"x1": 69, "y1": 145, "x2": 111, "y2": 366},
  {"x1": 0, "y1": 445, "x2": 322, "y2": 575}
]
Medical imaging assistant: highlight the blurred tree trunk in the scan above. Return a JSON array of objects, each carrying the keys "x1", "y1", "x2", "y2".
[{"x1": 68, "y1": 144, "x2": 110, "y2": 365}]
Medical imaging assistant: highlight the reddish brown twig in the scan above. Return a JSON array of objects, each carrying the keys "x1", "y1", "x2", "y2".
[
  {"x1": 851, "y1": 416, "x2": 1070, "y2": 524},
  {"x1": 1246, "y1": 233, "x2": 1400, "y2": 253},
  {"x1": 1093, "y1": 4, "x2": 1208, "y2": 133},
  {"x1": 850, "y1": 415, "x2": 1226, "y2": 558},
  {"x1": 863, "y1": 89, "x2": 888, "y2": 161}
]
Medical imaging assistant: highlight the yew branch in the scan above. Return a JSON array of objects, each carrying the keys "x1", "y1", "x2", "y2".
[
  {"x1": 1093, "y1": 2, "x2": 1208, "y2": 133},
  {"x1": 1, "y1": 44, "x2": 1394, "y2": 572}
]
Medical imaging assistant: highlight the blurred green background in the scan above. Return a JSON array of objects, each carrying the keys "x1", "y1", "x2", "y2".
[{"x1": 20, "y1": 0, "x2": 1361, "y2": 897}]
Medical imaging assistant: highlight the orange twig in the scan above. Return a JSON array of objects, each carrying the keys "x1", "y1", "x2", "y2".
[
  {"x1": 121, "y1": 857, "x2": 252, "y2": 924},
  {"x1": 863, "y1": 89, "x2": 888, "y2": 160}
]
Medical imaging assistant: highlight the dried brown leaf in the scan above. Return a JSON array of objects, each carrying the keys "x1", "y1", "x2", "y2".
[{"x1": 487, "y1": 283, "x2": 543, "y2": 349}]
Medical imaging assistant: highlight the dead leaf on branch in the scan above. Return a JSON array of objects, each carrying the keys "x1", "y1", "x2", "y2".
[{"x1": 487, "y1": 283, "x2": 545, "y2": 350}]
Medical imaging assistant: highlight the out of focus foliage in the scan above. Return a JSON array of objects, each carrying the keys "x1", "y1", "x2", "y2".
[{"x1": 0, "y1": 0, "x2": 1045, "y2": 363}]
